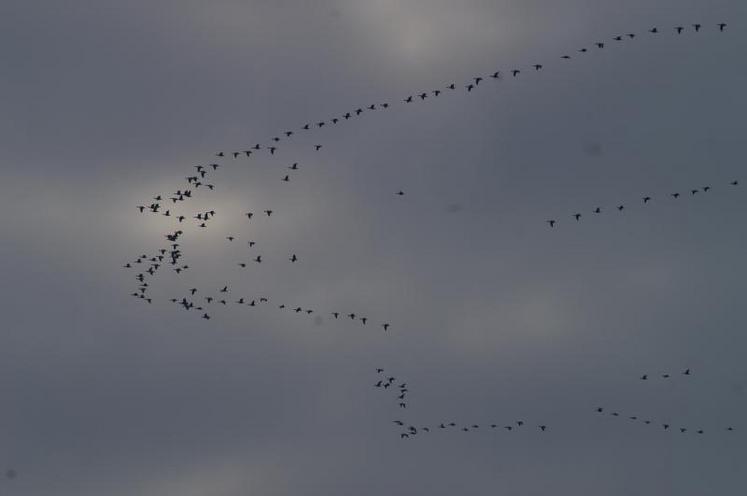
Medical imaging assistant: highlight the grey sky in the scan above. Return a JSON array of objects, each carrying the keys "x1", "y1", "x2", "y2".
[{"x1": 1, "y1": 1, "x2": 746, "y2": 494}]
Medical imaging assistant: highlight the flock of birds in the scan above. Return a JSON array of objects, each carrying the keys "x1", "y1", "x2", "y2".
[
  {"x1": 547, "y1": 180, "x2": 740, "y2": 227},
  {"x1": 374, "y1": 369, "x2": 550, "y2": 440},
  {"x1": 381, "y1": 367, "x2": 737, "y2": 440},
  {"x1": 124, "y1": 21, "x2": 738, "y2": 446}
]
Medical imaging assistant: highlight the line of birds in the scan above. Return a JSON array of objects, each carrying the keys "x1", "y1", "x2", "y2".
[
  {"x1": 167, "y1": 285, "x2": 392, "y2": 330},
  {"x1": 594, "y1": 407, "x2": 735, "y2": 435},
  {"x1": 137, "y1": 21, "x2": 729, "y2": 223},
  {"x1": 547, "y1": 180, "x2": 739, "y2": 227},
  {"x1": 373, "y1": 369, "x2": 548, "y2": 439},
  {"x1": 638, "y1": 369, "x2": 691, "y2": 381}
]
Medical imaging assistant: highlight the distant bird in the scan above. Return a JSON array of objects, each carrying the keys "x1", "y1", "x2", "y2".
[
  {"x1": 731, "y1": 180, "x2": 738, "y2": 186},
  {"x1": 282, "y1": 175, "x2": 289, "y2": 182},
  {"x1": 226, "y1": 236, "x2": 234, "y2": 241},
  {"x1": 254, "y1": 256, "x2": 262, "y2": 263},
  {"x1": 671, "y1": 192, "x2": 680, "y2": 198},
  {"x1": 332, "y1": 312, "x2": 339, "y2": 319},
  {"x1": 466, "y1": 84, "x2": 474, "y2": 92},
  {"x1": 675, "y1": 26, "x2": 684, "y2": 34},
  {"x1": 264, "y1": 210, "x2": 273, "y2": 216},
  {"x1": 596, "y1": 407, "x2": 604, "y2": 413},
  {"x1": 289, "y1": 254, "x2": 298, "y2": 262},
  {"x1": 593, "y1": 207, "x2": 601, "y2": 214},
  {"x1": 382, "y1": 323, "x2": 390, "y2": 331},
  {"x1": 396, "y1": 191, "x2": 405, "y2": 196},
  {"x1": 246, "y1": 212, "x2": 254, "y2": 219},
  {"x1": 693, "y1": 23, "x2": 702, "y2": 32},
  {"x1": 561, "y1": 55, "x2": 571, "y2": 59},
  {"x1": 447, "y1": 83, "x2": 456, "y2": 90},
  {"x1": 617, "y1": 205, "x2": 624, "y2": 211},
  {"x1": 220, "y1": 286, "x2": 228, "y2": 293},
  {"x1": 691, "y1": 189, "x2": 698, "y2": 195},
  {"x1": 490, "y1": 71, "x2": 501, "y2": 78},
  {"x1": 662, "y1": 373, "x2": 670, "y2": 378},
  {"x1": 643, "y1": 196, "x2": 652, "y2": 203},
  {"x1": 315, "y1": 145, "x2": 322, "y2": 151},
  {"x1": 641, "y1": 374, "x2": 648, "y2": 380},
  {"x1": 718, "y1": 23, "x2": 727, "y2": 31},
  {"x1": 533, "y1": 64, "x2": 543, "y2": 70},
  {"x1": 539, "y1": 425, "x2": 547, "y2": 431},
  {"x1": 574, "y1": 213, "x2": 581, "y2": 221},
  {"x1": 419, "y1": 92, "x2": 428, "y2": 100},
  {"x1": 595, "y1": 42, "x2": 604, "y2": 48},
  {"x1": 474, "y1": 76, "x2": 483, "y2": 85},
  {"x1": 683, "y1": 368, "x2": 690, "y2": 375},
  {"x1": 511, "y1": 69, "x2": 520, "y2": 77},
  {"x1": 405, "y1": 96, "x2": 413, "y2": 103},
  {"x1": 202, "y1": 313, "x2": 210, "y2": 320},
  {"x1": 547, "y1": 220, "x2": 556, "y2": 227},
  {"x1": 703, "y1": 186, "x2": 711, "y2": 192},
  {"x1": 663, "y1": 424, "x2": 670, "y2": 430},
  {"x1": 649, "y1": 27, "x2": 658, "y2": 33}
]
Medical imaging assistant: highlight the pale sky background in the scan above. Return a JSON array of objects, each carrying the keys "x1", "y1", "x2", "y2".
[{"x1": 1, "y1": 1, "x2": 747, "y2": 495}]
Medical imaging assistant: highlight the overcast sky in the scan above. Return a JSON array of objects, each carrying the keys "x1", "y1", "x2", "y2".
[{"x1": 2, "y1": 1, "x2": 747, "y2": 495}]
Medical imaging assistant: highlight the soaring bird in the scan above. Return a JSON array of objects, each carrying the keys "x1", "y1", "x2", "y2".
[
  {"x1": 731, "y1": 180, "x2": 738, "y2": 186},
  {"x1": 691, "y1": 189, "x2": 698, "y2": 195},
  {"x1": 718, "y1": 23, "x2": 727, "y2": 31},
  {"x1": 396, "y1": 191, "x2": 405, "y2": 196},
  {"x1": 466, "y1": 84, "x2": 474, "y2": 92},
  {"x1": 595, "y1": 42, "x2": 604, "y2": 48},
  {"x1": 419, "y1": 92, "x2": 428, "y2": 100},
  {"x1": 447, "y1": 83, "x2": 456, "y2": 90},
  {"x1": 671, "y1": 193, "x2": 680, "y2": 198},
  {"x1": 490, "y1": 71, "x2": 501, "y2": 78},
  {"x1": 315, "y1": 145, "x2": 322, "y2": 151},
  {"x1": 382, "y1": 323, "x2": 390, "y2": 331},
  {"x1": 561, "y1": 55, "x2": 571, "y2": 59},
  {"x1": 538, "y1": 425, "x2": 547, "y2": 431},
  {"x1": 474, "y1": 76, "x2": 483, "y2": 85},
  {"x1": 405, "y1": 96, "x2": 413, "y2": 103},
  {"x1": 683, "y1": 368, "x2": 691, "y2": 375},
  {"x1": 641, "y1": 374, "x2": 648, "y2": 380},
  {"x1": 643, "y1": 196, "x2": 652, "y2": 203},
  {"x1": 264, "y1": 210, "x2": 273, "y2": 216},
  {"x1": 533, "y1": 64, "x2": 543, "y2": 70},
  {"x1": 547, "y1": 220, "x2": 556, "y2": 227},
  {"x1": 220, "y1": 286, "x2": 228, "y2": 293},
  {"x1": 649, "y1": 27, "x2": 658, "y2": 33},
  {"x1": 282, "y1": 175, "x2": 289, "y2": 182},
  {"x1": 593, "y1": 207, "x2": 601, "y2": 214},
  {"x1": 675, "y1": 26, "x2": 684, "y2": 34},
  {"x1": 511, "y1": 69, "x2": 520, "y2": 77},
  {"x1": 254, "y1": 256, "x2": 262, "y2": 263},
  {"x1": 693, "y1": 23, "x2": 701, "y2": 32},
  {"x1": 617, "y1": 205, "x2": 624, "y2": 211},
  {"x1": 573, "y1": 213, "x2": 581, "y2": 221},
  {"x1": 289, "y1": 254, "x2": 298, "y2": 262},
  {"x1": 226, "y1": 236, "x2": 234, "y2": 241}
]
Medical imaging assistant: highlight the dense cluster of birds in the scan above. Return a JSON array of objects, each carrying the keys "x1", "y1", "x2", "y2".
[
  {"x1": 123, "y1": 20, "x2": 738, "y2": 450},
  {"x1": 547, "y1": 180, "x2": 740, "y2": 227}
]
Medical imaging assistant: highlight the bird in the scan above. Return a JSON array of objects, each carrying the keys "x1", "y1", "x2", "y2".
[
  {"x1": 202, "y1": 313, "x2": 210, "y2": 320},
  {"x1": 396, "y1": 191, "x2": 405, "y2": 196},
  {"x1": 264, "y1": 210, "x2": 273, "y2": 216},
  {"x1": 538, "y1": 425, "x2": 547, "y2": 431},
  {"x1": 593, "y1": 207, "x2": 601, "y2": 214},
  {"x1": 289, "y1": 254, "x2": 298, "y2": 262},
  {"x1": 617, "y1": 205, "x2": 624, "y2": 211},
  {"x1": 718, "y1": 23, "x2": 727, "y2": 31},
  {"x1": 447, "y1": 83, "x2": 456, "y2": 90},
  {"x1": 683, "y1": 368, "x2": 690, "y2": 375},
  {"x1": 650, "y1": 27, "x2": 658, "y2": 33},
  {"x1": 595, "y1": 42, "x2": 604, "y2": 48},
  {"x1": 547, "y1": 220, "x2": 556, "y2": 227},
  {"x1": 282, "y1": 175, "x2": 289, "y2": 182},
  {"x1": 533, "y1": 64, "x2": 543, "y2": 70},
  {"x1": 404, "y1": 96, "x2": 413, "y2": 103},
  {"x1": 731, "y1": 180, "x2": 739, "y2": 186},
  {"x1": 662, "y1": 373, "x2": 670, "y2": 379},
  {"x1": 226, "y1": 236, "x2": 234, "y2": 241},
  {"x1": 382, "y1": 323, "x2": 390, "y2": 331},
  {"x1": 641, "y1": 374, "x2": 648, "y2": 380},
  {"x1": 703, "y1": 186, "x2": 711, "y2": 192},
  {"x1": 690, "y1": 189, "x2": 698, "y2": 195},
  {"x1": 675, "y1": 26, "x2": 684, "y2": 34},
  {"x1": 573, "y1": 213, "x2": 581, "y2": 221},
  {"x1": 511, "y1": 69, "x2": 520, "y2": 77},
  {"x1": 643, "y1": 196, "x2": 652, "y2": 203},
  {"x1": 596, "y1": 407, "x2": 604, "y2": 413},
  {"x1": 466, "y1": 84, "x2": 474, "y2": 92},
  {"x1": 490, "y1": 71, "x2": 501, "y2": 78},
  {"x1": 692, "y1": 23, "x2": 701, "y2": 32},
  {"x1": 246, "y1": 212, "x2": 254, "y2": 219},
  {"x1": 315, "y1": 145, "x2": 322, "y2": 151},
  {"x1": 254, "y1": 256, "x2": 262, "y2": 263},
  {"x1": 671, "y1": 192, "x2": 680, "y2": 198},
  {"x1": 561, "y1": 55, "x2": 571, "y2": 59},
  {"x1": 220, "y1": 286, "x2": 228, "y2": 293}
]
